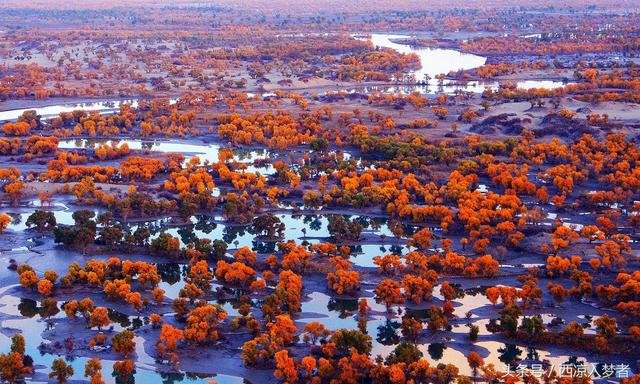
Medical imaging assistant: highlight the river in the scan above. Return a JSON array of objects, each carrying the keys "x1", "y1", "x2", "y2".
[{"x1": 364, "y1": 33, "x2": 569, "y2": 94}]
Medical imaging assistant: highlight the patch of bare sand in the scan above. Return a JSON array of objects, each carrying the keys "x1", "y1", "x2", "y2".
[{"x1": 583, "y1": 101, "x2": 640, "y2": 121}]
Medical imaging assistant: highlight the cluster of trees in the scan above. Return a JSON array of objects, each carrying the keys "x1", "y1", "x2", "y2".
[
  {"x1": 4, "y1": 3, "x2": 640, "y2": 384},
  {"x1": 6, "y1": 116, "x2": 640, "y2": 331},
  {"x1": 460, "y1": 35, "x2": 638, "y2": 56},
  {"x1": 94, "y1": 141, "x2": 130, "y2": 160},
  {"x1": 485, "y1": 288, "x2": 639, "y2": 355},
  {"x1": 0, "y1": 334, "x2": 32, "y2": 383},
  {"x1": 2, "y1": 102, "x2": 201, "y2": 141},
  {"x1": 0, "y1": 135, "x2": 58, "y2": 157},
  {"x1": 164, "y1": 159, "x2": 215, "y2": 195},
  {"x1": 336, "y1": 49, "x2": 420, "y2": 82},
  {"x1": 217, "y1": 110, "x2": 319, "y2": 150}
]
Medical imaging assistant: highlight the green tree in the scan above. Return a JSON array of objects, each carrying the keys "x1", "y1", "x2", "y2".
[
  {"x1": 252, "y1": 214, "x2": 284, "y2": 238},
  {"x1": 25, "y1": 210, "x2": 56, "y2": 232},
  {"x1": 49, "y1": 358, "x2": 74, "y2": 383},
  {"x1": 327, "y1": 215, "x2": 363, "y2": 242},
  {"x1": 520, "y1": 315, "x2": 545, "y2": 339},
  {"x1": 112, "y1": 330, "x2": 136, "y2": 357},
  {"x1": 469, "y1": 324, "x2": 479, "y2": 342},
  {"x1": 386, "y1": 342, "x2": 423, "y2": 365},
  {"x1": 330, "y1": 329, "x2": 372, "y2": 356},
  {"x1": 499, "y1": 304, "x2": 522, "y2": 336},
  {"x1": 10, "y1": 334, "x2": 25, "y2": 354}
]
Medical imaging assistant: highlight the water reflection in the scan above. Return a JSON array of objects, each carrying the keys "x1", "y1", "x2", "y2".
[
  {"x1": 157, "y1": 263, "x2": 184, "y2": 286},
  {"x1": 0, "y1": 98, "x2": 178, "y2": 122},
  {"x1": 2, "y1": 292, "x2": 250, "y2": 384},
  {"x1": 343, "y1": 80, "x2": 570, "y2": 96},
  {"x1": 376, "y1": 319, "x2": 401, "y2": 346},
  {"x1": 327, "y1": 297, "x2": 358, "y2": 319},
  {"x1": 2, "y1": 184, "x2": 634, "y2": 381},
  {"x1": 129, "y1": 213, "x2": 410, "y2": 269},
  {"x1": 57, "y1": 138, "x2": 274, "y2": 172},
  {"x1": 368, "y1": 33, "x2": 487, "y2": 81}
]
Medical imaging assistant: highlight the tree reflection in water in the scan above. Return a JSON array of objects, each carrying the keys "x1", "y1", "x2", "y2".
[
  {"x1": 327, "y1": 297, "x2": 358, "y2": 319},
  {"x1": 376, "y1": 319, "x2": 401, "y2": 346}
]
